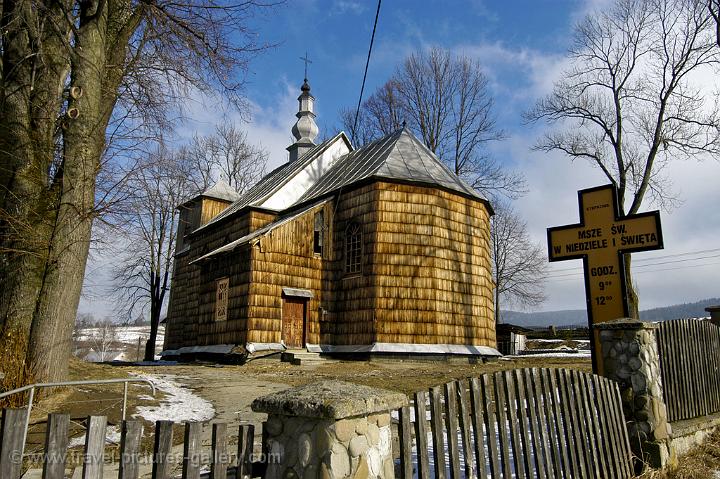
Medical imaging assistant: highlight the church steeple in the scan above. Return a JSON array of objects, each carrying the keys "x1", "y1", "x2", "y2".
[{"x1": 287, "y1": 76, "x2": 319, "y2": 163}]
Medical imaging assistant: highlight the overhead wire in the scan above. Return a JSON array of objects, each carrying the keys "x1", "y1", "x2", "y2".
[
  {"x1": 547, "y1": 261, "x2": 720, "y2": 282},
  {"x1": 547, "y1": 247, "x2": 720, "y2": 273},
  {"x1": 352, "y1": 0, "x2": 382, "y2": 140},
  {"x1": 329, "y1": 0, "x2": 383, "y2": 225},
  {"x1": 546, "y1": 247, "x2": 720, "y2": 277}
]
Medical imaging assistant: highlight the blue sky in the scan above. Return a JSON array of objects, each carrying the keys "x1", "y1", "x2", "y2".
[{"x1": 81, "y1": 0, "x2": 720, "y2": 319}]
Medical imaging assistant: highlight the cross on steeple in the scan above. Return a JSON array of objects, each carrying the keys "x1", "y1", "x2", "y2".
[{"x1": 300, "y1": 52, "x2": 312, "y2": 80}]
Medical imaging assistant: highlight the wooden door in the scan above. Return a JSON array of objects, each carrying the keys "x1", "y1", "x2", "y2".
[{"x1": 282, "y1": 297, "x2": 306, "y2": 348}]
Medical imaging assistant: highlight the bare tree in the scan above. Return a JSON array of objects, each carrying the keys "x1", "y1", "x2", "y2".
[
  {"x1": 710, "y1": 0, "x2": 720, "y2": 46},
  {"x1": 179, "y1": 124, "x2": 268, "y2": 193},
  {"x1": 0, "y1": 0, "x2": 274, "y2": 384},
  {"x1": 526, "y1": 0, "x2": 720, "y2": 316},
  {"x1": 113, "y1": 145, "x2": 197, "y2": 361},
  {"x1": 491, "y1": 203, "x2": 547, "y2": 324},
  {"x1": 342, "y1": 48, "x2": 526, "y2": 201},
  {"x1": 89, "y1": 320, "x2": 119, "y2": 362}
]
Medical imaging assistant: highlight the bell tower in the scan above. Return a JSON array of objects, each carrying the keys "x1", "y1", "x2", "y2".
[{"x1": 287, "y1": 76, "x2": 319, "y2": 162}]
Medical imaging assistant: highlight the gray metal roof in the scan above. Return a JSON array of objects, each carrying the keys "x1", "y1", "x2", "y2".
[
  {"x1": 200, "y1": 179, "x2": 241, "y2": 203},
  {"x1": 191, "y1": 198, "x2": 330, "y2": 263},
  {"x1": 298, "y1": 127, "x2": 486, "y2": 204},
  {"x1": 195, "y1": 128, "x2": 487, "y2": 235},
  {"x1": 196, "y1": 133, "x2": 347, "y2": 232}
]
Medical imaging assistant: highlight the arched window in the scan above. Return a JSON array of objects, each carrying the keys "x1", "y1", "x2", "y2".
[{"x1": 345, "y1": 222, "x2": 362, "y2": 274}]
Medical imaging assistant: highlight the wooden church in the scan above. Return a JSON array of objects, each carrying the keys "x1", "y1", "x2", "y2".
[{"x1": 162, "y1": 79, "x2": 499, "y2": 359}]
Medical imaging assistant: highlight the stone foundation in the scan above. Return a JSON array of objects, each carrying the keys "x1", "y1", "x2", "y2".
[
  {"x1": 597, "y1": 319, "x2": 671, "y2": 468},
  {"x1": 252, "y1": 380, "x2": 407, "y2": 479}
]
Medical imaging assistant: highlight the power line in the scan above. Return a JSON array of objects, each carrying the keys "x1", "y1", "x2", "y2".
[
  {"x1": 546, "y1": 253, "x2": 720, "y2": 279},
  {"x1": 547, "y1": 247, "x2": 720, "y2": 274},
  {"x1": 546, "y1": 260, "x2": 720, "y2": 282},
  {"x1": 352, "y1": 0, "x2": 382, "y2": 141}
]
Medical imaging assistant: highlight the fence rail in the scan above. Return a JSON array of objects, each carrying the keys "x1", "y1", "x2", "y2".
[
  {"x1": 397, "y1": 367, "x2": 633, "y2": 479},
  {"x1": 657, "y1": 319, "x2": 720, "y2": 423},
  {"x1": 0, "y1": 408, "x2": 259, "y2": 479}
]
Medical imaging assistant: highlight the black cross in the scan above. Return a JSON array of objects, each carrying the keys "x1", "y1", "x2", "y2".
[{"x1": 300, "y1": 52, "x2": 312, "y2": 80}]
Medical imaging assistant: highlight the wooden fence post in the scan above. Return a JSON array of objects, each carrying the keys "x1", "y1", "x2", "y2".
[
  {"x1": 119, "y1": 420, "x2": 143, "y2": 479},
  {"x1": 43, "y1": 413, "x2": 70, "y2": 479},
  {"x1": 152, "y1": 421, "x2": 174, "y2": 479},
  {"x1": 0, "y1": 408, "x2": 28, "y2": 479},
  {"x1": 596, "y1": 318, "x2": 671, "y2": 470},
  {"x1": 82, "y1": 416, "x2": 107, "y2": 479}
]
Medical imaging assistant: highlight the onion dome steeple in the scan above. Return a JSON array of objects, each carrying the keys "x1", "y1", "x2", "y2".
[{"x1": 287, "y1": 74, "x2": 319, "y2": 162}]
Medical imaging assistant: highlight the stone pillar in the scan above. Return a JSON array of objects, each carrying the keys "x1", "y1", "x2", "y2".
[
  {"x1": 596, "y1": 318, "x2": 672, "y2": 469},
  {"x1": 706, "y1": 305, "x2": 720, "y2": 327},
  {"x1": 251, "y1": 380, "x2": 408, "y2": 479}
]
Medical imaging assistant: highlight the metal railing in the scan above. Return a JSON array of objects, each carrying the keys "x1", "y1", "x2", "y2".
[{"x1": 0, "y1": 378, "x2": 156, "y2": 447}]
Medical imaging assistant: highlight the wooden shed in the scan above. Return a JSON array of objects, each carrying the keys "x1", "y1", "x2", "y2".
[{"x1": 163, "y1": 80, "x2": 499, "y2": 359}]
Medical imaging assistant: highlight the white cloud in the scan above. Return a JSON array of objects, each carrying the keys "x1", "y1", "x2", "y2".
[
  {"x1": 500, "y1": 131, "x2": 720, "y2": 312},
  {"x1": 456, "y1": 41, "x2": 570, "y2": 104},
  {"x1": 79, "y1": 85, "x2": 301, "y2": 320},
  {"x1": 332, "y1": 1, "x2": 366, "y2": 15}
]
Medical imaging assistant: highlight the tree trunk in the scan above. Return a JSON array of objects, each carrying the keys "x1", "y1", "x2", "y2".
[
  {"x1": 25, "y1": 0, "x2": 108, "y2": 383},
  {"x1": 144, "y1": 294, "x2": 160, "y2": 362},
  {"x1": 0, "y1": 0, "x2": 71, "y2": 385},
  {"x1": 624, "y1": 254, "x2": 640, "y2": 319}
]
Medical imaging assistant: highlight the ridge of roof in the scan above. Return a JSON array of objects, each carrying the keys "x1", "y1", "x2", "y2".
[
  {"x1": 193, "y1": 132, "x2": 350, "y2": 233},
  {"x1": 297, "y1": 126, "x2": 487, "y2": 205}
]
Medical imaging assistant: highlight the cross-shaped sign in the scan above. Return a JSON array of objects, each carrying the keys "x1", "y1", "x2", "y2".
[
  {"x1": 300, "y1": 52, "x2": 312, "y2": 80},
  {"x1": 547, "y1": 184, "x2": 663, "y2": 372}
]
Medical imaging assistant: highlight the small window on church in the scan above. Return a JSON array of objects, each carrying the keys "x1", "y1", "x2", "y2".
[
  {"x1": 215, "y1": 277, "x2": 229, "y2": 322},
  {"x1": 345, "y1": 222, "x2": 362, "y2": 274},
  {"x1": 314, "y1": 211, "x2": 324, "y2": 256}
]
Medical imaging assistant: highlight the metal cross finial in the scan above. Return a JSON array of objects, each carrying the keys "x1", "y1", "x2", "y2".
[{"x1": 300, "y1": 52, "x2": 312, "y2": 80}]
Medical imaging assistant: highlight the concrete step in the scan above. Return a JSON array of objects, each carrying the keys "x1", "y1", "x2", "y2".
[{"x1": 281, "y1": 350, "x2": 338, "y2": 365}]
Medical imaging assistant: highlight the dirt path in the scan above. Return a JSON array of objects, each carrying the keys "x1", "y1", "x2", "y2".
[{"x1": 129, "y1": 354, "x2": 591, "y2": 429}]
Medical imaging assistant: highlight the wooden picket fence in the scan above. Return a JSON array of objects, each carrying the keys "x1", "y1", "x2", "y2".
[
  {"x1": 657, "y1": 319, "x2": 720, "y2": 423},
  {"x1": 396, "y1": 368, "x2": 634, "y2": 479},
  {"x1": 0, "y1": 408, "x2": 258, "y2": 479}
]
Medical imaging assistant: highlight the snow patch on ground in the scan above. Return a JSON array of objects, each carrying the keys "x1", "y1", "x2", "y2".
[
  {"x1": 131, "y1": 373, "x2": 215, "y2": 423},
  {"x1": 502, "y1": 351, "x2": 592, "y2": 359},
  {"x1": 68, "y1": 425, "x2": 121, "y2": 449}
]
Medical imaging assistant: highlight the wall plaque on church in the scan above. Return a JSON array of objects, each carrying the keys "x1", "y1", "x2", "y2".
[
  {"x1": 215, "y1": 277, "x2": 229, "y2": 322},
  {"x1": 547, "y1": 184, "x2": 663, "y2": 370}
]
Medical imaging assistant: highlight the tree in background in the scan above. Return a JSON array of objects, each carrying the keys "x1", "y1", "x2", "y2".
[
  {"x1": 341, "y1": 48, "x2": 526, "y2": 201},
  {"x1": 113, "y1": 146, "x2": 192, "y2": 361},
  {"x1": 710, "y1": 0, "x2": 720, "y2": 46},
  {"x1": 491, "y1": 203, "x2": 547, "y2": 324},
  {"x1": 179, "y1": 124, "x2": 268, "y2": 194},
  {"x1": 0, "y1": 0, "x2": 272, "y2": 385},
  {"x1": 112, "y1": 132, "x2": 267, "y2": 361},
  {"x1": 89, "y1": 319, "x2": 119, "y2": 362},
  {"x1": 526, "y1": 0, "x2": 720, "y2": 317}
]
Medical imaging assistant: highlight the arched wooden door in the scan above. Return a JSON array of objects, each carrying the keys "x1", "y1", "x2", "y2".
[{"x1": 282, "y1": 297, "x2": 306, "y2": 348}]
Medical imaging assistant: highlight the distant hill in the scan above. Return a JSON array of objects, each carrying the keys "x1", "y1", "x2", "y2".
[
  {"x1": 639, "y1": 298, "x2": 720, "y2": 321},
  {"x1": 500, "y1": 298, "x2": 719, "y2": 328}
]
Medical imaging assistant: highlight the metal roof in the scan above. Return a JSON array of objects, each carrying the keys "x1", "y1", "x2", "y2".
[
  {"x1": 298, "y1": 126, "x2": 486, "y2": 204},
  {"x1": 195, "y1": 134, "x2": 346, "y2": 231},
  {"x1": 200, "y1": 179, "x2": 241, "y2": 203},
  {"x1": 195, "y1": 127, "x2": 488, "y2": 235},
  {"x1": 191, "y1": 198, "x2": 331, "y2": 263}
]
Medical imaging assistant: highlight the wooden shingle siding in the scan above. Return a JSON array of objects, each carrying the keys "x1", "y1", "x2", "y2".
[
  {"x1": 165, "y1": 179, "x2": 495, "y2": 352},
  {"x1": 247, "y1": 202, "x2": 329, "y2": 345},
  {"x1": 369, "y1": 182, "x2": 494, "y2": 346},
  {"x1": 164, "y1": 209, "x2": 277, "y2": 349}
]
